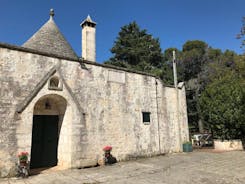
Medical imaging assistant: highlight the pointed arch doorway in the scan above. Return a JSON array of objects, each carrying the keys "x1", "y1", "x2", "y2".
[{"x1": 30, "y1": 94, "x2": 67, "y2": 169}]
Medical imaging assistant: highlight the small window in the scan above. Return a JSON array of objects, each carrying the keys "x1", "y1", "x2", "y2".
[
  {"x1": 48, "y1": 76, "x2": 62, "y2": 90},
  {"x1": 50, "y1": 77, "x2": 59, "y2": 88},
  {"x1": 142, "y1": 112, "x2": 151, "y2": 124}
]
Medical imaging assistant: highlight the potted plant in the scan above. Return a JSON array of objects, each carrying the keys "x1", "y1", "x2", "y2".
[
  {"x1": 18, "y1": 152, "x2": 28, "y2": 166},
  {"x1": 102, "y1": 146, "x2": 117, "y2": 165},
  {"x1": 182, "y1": 141, "x2": 193, "y2": 152},
  {"x1": 17, "y1": 151, "x2": 29, "y2": 178}
]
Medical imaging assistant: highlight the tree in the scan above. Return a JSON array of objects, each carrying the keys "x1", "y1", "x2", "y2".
[
  {"x1": 183, "y1": 40, "x2": 207, "y2": 54},
  {"x1": 198, "y1": 62, "x2": 245, "y2": 140},
  {"x1": 198, "y1": 49, "x2": 238, "y2": 92},
  {"x1": 207, "y1": 47, "x2": 222, "y2": 63},
  {"x1": 179, "y1": 40, "x2": 209, "y2": 132},
  {"x1": 237, "y1": 16, "x2": 245, "y2": 52},
  {"x1": 105, "y1": 21, "x2": 174, "y2": 84},
  {"x1": 181, "y1": 40, "x2": 208, "y2": 81}
]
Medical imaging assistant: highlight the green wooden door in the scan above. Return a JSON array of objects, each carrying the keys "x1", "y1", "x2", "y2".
[{"x1": 30, "y1": 115, "x2": 59, "y2": 169}]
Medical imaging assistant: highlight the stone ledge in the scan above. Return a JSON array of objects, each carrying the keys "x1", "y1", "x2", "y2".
[{"x1": 214, "y1": 139, "x2": 244, "y2": 151}]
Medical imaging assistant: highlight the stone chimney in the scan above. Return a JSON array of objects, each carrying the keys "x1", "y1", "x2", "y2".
[{"x1": 80, "y1": 15, "x2": 96, "y2": 62}]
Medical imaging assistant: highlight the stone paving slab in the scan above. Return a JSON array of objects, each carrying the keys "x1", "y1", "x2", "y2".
[{"x1": 1, "y1": 151, "x2": 245, "y2": 184}]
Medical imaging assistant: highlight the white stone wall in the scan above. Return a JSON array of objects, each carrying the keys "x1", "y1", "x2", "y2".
[
  {"x1": 0, "y1": 46, "x2": 189, "y2": 177},
  {"x1": 75, "y1": 65, "x2": 161, "y2": 162}
]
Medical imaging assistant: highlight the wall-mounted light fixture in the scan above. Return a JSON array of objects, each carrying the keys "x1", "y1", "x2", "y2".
[{"x1": 45, "y1": 99, "x2": 51, "y2": 109}]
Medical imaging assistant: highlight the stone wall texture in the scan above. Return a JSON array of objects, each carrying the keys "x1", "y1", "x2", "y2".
[{"x1": 0, "y1": 45, "x2": 189, "y2": 177}]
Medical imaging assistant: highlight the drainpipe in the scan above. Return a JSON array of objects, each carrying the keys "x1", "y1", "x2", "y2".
[
  {"x1": 177, "y1": 84, "x2": 183, "y2": 152},
  {"x1": 155, "y1": 79, "x2": 161, "y2": 154}
]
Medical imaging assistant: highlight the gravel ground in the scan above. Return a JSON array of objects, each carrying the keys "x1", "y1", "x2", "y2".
[{"x1": 1, "y1": 150, "x2": 245, "y2": 184}]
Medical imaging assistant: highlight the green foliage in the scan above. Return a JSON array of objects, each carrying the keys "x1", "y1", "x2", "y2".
[
  {"x1": 180, "y1": 40, "x2": 208, "y2": 81},
  {"x1": 235, "y1": 56, "x2": 245, "y2": 78},
  {"x1": 105, "y1": 19, "x2": 245, "y2": 140},
  {"x1": 163, "y1": 48, "x2": 180, "y2": 62},
  {"x1": 182, "y1": 42, "x2": 239, "y2": 133},
  {"x1": 109, "y1": 21, "x2": 164, "y2": 67},
  {"x1": 207, "y1": 48, "x2": 222, "y2": 62},
  {"x1": 183, "y1": 40, "x2": 207, "y2": 55},
  {"x1": 198, "y1": 50, "x2": 238, "y2": 92},
  {"x1": 105, "y1": 21, "x2": 173, "y2": 84},
  {"x1": 198, "y1": 64, "x2": 245, "y2": 140},
  {"x1": 221, "y1": 50, "x2": 237, "y2": 67},
  {"x1": 18, "y1": 152, "x2": 28, "y2": 162}
]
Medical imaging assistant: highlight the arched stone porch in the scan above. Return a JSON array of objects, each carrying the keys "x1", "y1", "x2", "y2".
[{"x1": 30, "y1": 94, "x2": 67, "y2": 169}]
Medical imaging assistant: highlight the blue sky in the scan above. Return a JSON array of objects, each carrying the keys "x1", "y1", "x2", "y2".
[{"x1": 0, "y1": 0, "x2": 244, "y2": 63}]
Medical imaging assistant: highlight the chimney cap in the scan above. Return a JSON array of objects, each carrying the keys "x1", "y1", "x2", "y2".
[{"x1": 80, "y1": 15, "x2": 96, "y2": 27}]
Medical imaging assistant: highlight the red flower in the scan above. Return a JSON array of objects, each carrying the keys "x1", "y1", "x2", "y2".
[
  {"x1": 103, "y1": 146, "x2": 112, "y2": 151},
  {"x1": 18, "y1": 151, "x2": 28, "y2": 161}
]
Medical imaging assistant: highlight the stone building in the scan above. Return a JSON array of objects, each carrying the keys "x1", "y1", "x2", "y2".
[{"x1": 0, "y1": 10, "x2": 189, "y2": 177}]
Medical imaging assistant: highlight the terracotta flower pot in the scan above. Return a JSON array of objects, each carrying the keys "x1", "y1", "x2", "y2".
[{"x1": 19, "y1": 160, "x2": 28, "y2": 166}]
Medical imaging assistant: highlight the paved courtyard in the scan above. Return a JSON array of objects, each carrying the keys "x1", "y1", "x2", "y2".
[{"x1": 1, "y1": 150, "x2": 245, "y2": 184}]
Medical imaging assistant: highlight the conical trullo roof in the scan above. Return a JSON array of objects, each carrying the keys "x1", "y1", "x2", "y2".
[{"x1": 23, "y1": 9, "x2": 77, "y2": 59}]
